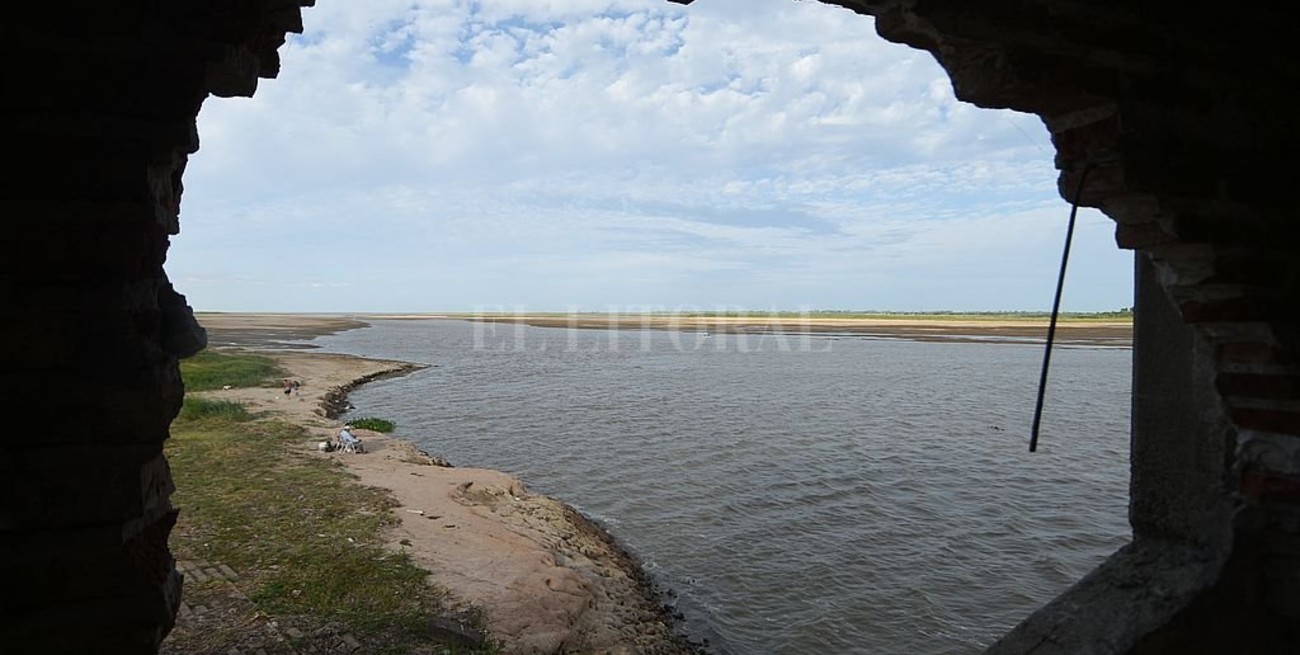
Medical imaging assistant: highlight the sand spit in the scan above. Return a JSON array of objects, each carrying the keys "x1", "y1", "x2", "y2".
[
  {"x1": 193, "y1": 344, "x2": 698, "y2": 654},
  {"x1": 197, "y1": 311, "x2": 1131, "y2": 347},
  {"x1": 197, "y1": 312, "x2": 369, "y2": 349},
  {"x1": 374, "y1": 313, "x2": 1132, "y2": 346}
]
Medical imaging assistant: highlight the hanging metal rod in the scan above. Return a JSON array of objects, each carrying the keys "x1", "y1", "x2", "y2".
[{"x1": 1029, "y1": 164, "x2": 1092, "y2": 453}]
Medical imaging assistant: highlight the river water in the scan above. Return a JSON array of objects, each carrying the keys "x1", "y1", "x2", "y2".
[{"x1": 310, "y1": 319, "x2": 1132, "y2": 655}]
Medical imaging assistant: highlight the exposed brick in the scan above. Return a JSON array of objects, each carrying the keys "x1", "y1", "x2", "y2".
[
  {"x1": 1217, "y1": 373, "x2": 1300, "y2": 400},
  {"x1": 1240, "y1": 469, "x2": 1300, "y2": 504},
  {"x1": 125, "y1": 509, "x2": 179, "y2": 588},
  {"x1": 1057, "y1": 161, "x2": 1127, "y2": 207},
  {"x1": 1231, "y1": 408, "x2": 1300, "y2": 436},
  {"x1": 1116, "y1": 221, "x2": 1178, "y2": 249},
  {"x1": 1205, "y1": 254, "x2": 1280, "y2": 286},
  {"x1": 1218, "y1": 342, "x2": 1286, "y2": 366},
  {"x1": 1051, "y1": 113, "x2": 1120, "y2": 164},
  {"x1": 1180, "y1": 297, "x2": 1273, "y2": 323}
]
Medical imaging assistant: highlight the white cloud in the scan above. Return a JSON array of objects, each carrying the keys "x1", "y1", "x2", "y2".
[{"x1": 170, "y1": 0, "x2": 1130, "y2": 312}]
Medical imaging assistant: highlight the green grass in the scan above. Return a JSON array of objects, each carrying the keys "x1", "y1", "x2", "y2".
[
  {"x1": 181, "y1": 349, "x2": 283, "y2": 391},
  {"x1": 349, "y1": 417, "x2": 396, "y2": 433},
  {"x1": 177, "y1": 397, "x2": 251, "y2": 422},
  {"x1": 166, "y1": 404, "x2": 495, "y2": 653}
]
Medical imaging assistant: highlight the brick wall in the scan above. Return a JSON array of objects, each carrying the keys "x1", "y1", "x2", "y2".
[
  {"x1": 2, "y1": 1, "x2": 1295, "y2": 652},
  {"x1": 0, "y1": 2, "x2": 313, "y2": 652}
]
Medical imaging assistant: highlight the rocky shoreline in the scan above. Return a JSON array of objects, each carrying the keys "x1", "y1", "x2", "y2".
[{"x1": 317, "y1": 362, "x2": 428, "y2": 419}]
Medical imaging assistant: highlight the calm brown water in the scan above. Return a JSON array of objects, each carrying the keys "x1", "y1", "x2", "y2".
[{"x1": 313, "y1": 319, "x2": 1131, "y2": 654}]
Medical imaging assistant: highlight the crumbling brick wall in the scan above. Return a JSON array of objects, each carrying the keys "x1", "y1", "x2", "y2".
[{"x1": 0, "y1": 2, "x2": 314, "y2": 652}]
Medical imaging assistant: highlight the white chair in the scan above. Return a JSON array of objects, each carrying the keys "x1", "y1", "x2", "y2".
[{"x1": 338, "y1": 429, "x2": 363, "y2": 454}]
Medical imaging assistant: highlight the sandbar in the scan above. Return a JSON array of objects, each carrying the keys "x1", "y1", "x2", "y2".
[{"x1": 376, "y1": 312, "x2": 1133, "y2": 347}]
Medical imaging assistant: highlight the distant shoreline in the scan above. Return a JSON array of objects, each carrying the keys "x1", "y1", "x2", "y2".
[
  {"x1": 196, "y1": 311, "x2": 1132, "y2": 348},
  {"x1": 372, "y1": 310, "x2": 1132, "y2": 323}
]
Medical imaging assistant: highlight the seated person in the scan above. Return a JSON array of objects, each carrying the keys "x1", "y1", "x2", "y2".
[{"x1": 337, "y1": 425, "x2": 363, "y2": 453}]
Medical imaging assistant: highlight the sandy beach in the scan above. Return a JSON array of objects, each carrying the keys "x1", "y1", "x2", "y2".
[{"x1": 189, "y1": 318, "x2": 698, "y2": 654}]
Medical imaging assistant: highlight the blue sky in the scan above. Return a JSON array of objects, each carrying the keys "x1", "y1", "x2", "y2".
[{"x1": 169, "y1": 0, "x2": 1134, "y2": 313}]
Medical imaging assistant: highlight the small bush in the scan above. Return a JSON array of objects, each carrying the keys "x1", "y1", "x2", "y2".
[
  {"x1": 182, "y1": 350, "x2": 282, "y2": 391},
  {"x1": 179, "y1": 397, "x2": 251, "y2": 422},
  {"x1": 349, "y1": 417, "x2": 395, "y2": 433}
]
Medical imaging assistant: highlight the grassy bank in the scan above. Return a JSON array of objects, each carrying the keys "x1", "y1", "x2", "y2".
[
  {"x1": 164, "y1": 351, "x2": 491, "y2": 654},
  {"x1": 181, "y1": 349, "x2": 285, "y2": 391}
]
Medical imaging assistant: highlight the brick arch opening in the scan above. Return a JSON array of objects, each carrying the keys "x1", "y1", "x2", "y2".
[{"x1": 3, "y1": 1, "x2": 1295, "y2": 653}]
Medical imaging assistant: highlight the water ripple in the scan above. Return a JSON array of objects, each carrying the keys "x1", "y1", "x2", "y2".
[{"x1": 319, "y1": 320, "x2": 1131, "y2": 655}]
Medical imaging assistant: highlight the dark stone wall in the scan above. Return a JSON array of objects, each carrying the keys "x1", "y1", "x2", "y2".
[
  {"x1": 791, "y1": 1, "x2": 1299, "y2": 652},
  {"x1": 0, "y1": 2, "x2": 312, "y2": 653},
  {"x1": 1, "y1": 0, "x2": 1294, "y2": 652}
]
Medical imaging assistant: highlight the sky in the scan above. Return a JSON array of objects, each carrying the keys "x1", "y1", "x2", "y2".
[{"x1": 169, "y1": 0, "x2": 1134, "y2": 313}]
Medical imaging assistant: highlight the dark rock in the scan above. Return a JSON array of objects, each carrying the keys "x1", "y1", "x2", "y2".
[{"x1": 426, "y1": 616, "x2": 486, "y2": 650}]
